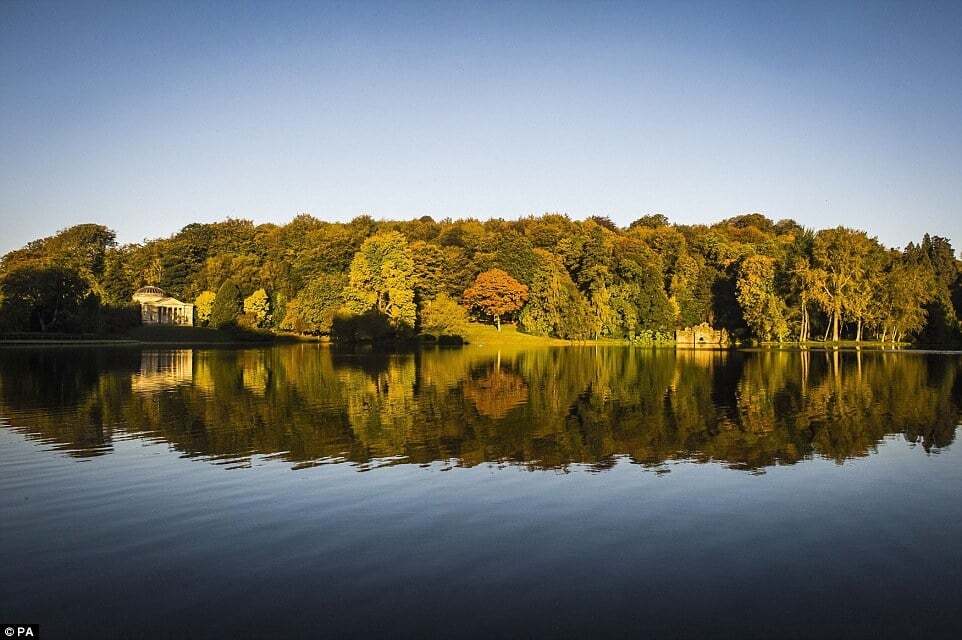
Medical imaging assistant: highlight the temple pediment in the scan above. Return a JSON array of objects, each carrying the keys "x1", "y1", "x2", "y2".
[{"x1": 133, "y1": 286, "x2": 194, "y2": 326}]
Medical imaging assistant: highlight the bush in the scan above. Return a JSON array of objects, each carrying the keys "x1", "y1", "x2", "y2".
[
  {"x1": 419, "y1": 293, "x2": 469, "y2": 337},
  {"x1": 629, "y1": 330, "x2": 674, "y2": 345},
  {"x1": 331, "y1": 309, "x2": 394, "y2": 343}
]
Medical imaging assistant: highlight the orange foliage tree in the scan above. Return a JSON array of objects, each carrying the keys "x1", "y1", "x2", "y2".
[{"x1": 463, "y1": 269, "x2": 529, "y2": 330}]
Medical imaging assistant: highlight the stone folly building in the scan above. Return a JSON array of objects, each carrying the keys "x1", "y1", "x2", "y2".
[
  {"x1": 676, "y1": 322, "x2": 729, "y2": 347},
  {"x1": 132, "y1": 286, "x2": 194, "y2": 326}
]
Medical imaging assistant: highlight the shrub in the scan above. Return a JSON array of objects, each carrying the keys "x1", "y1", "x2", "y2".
[
  {"x1": 420, "y1": 293, "x2": 469, "y2": 337},
  {"x1": 331, "y1": 309, "x2": 394, "y2": 343}
]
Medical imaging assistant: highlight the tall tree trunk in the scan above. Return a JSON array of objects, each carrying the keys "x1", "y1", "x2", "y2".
[
  {"x1": 832, "y1": 304, "x2": 840, "y2": 342},
  {"x1": 495, "y1": 315, "x2": 501, "y2": 332},
  {"x1": 856, "y1": 318, "x2": 863, "y2": 342}
]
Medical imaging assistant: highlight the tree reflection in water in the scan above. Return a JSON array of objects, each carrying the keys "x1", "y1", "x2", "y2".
[{"x1": 0, "y1": 345, "x2": 959, "y2": 471}]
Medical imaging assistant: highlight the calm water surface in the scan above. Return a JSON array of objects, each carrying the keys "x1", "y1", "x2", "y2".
[{"x1": 1, "y1": 345, "x2": 961, "y2": 638}]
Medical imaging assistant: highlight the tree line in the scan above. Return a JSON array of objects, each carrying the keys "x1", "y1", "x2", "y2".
[{"x1": 1, "y1": 212, "x2": 961, "y2": 345}]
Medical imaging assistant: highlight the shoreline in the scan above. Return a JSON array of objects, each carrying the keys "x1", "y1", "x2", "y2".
[
  {"x1": 2, "y1": 338, "x2": 959, "y2": 354},
  {"x1": 1, "y1": 323, "x2": 958, "y2": 351}
]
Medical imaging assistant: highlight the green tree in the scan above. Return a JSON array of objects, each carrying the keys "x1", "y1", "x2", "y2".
[
  {"x1": 736, "y1": 254, "x2": 789, "y2": 341},
  {"x1": 812, "y1": 227, "x2": 875, "y2": 341},
  {"x1": 409, "y1": 243, "x2": 476, "y2": 300},
  {"x1": 292, "y1": 224, "x2": 363, "y2": 287},
  {"x1": 195, "y1": 253, "x2": 262, "y2": 298},
  {"x1": 102, "y1": 248, "x2": 135, "y2": 305},
  {"x1": 519, "y1": 256, "x2": 592, "y2": 339},
  {"x1": 43, "y1": 224, "x2": 117, "y2": 290},
  {"x1": 0, "y1": 224, "x2": 116, "y2": 295},
  {"x1": 210, "y1": 279, "x2": 242, "y2": 329},
  {"x1": 0, "y1": 266, "x2": 92, "y2": 332},
  {"x1": 474, "y1": 231, "x2": 539, "y2": 285},
  {"x1": 845, "y1": 243, "x2": 886, "y2": 341},
  {"x1": 610, "y1": 261, "x2": 675, "y2": 335},
  {"x1": 908, "y1": 234, "x2": 962, "y2": 346},
  {"x1": 669, "y1": 254, "x2": 706, "y2": 326},
  {"x1": 872, "y1": 257, "x2": 933, "y2": 343},
  {"x1": 344, "y1": 232, "x2": 417, "y2": 330},
  {"x1": 788, "y1": 257, "x2": 824, "y2": 342},
  {"x1": 521, "y1": 213, "x2": 576, "y2": 249},
  {"x1": 629, "y1": 214, "x2": 670, "y2": 229},
  {"x1": 281, "y1": 274, "x2": 346, "y2": 334}
]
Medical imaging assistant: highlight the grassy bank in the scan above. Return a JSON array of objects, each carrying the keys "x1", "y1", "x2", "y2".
[
  {"x1": 0, "y1": 324, "x2": 649, "y2": 348},
  {"x1": 134, "y1": 322, "x2": 577, "y2": 347},
  {"x1": 1, "y1": 323, "x2": 932, "y2": 350},
  {"x1": 459, "y1": 323, "x2": 572, "y2": 347},
  {"x1": 458, "y1": 323, "x2": 655, "y2": 347}
]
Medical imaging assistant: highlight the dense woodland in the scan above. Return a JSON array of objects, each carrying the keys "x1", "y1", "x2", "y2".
[{"x1": 1, "y1": 212, "x2": 961, "y2": 345}]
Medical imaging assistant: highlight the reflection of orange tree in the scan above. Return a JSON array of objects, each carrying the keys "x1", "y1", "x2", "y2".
[
  {"x1": 463, "y1": 368, "x2": 529, "y2": 419},
  {"x1": 1, "y1": 347, "x2": 960, "y2": 471}
]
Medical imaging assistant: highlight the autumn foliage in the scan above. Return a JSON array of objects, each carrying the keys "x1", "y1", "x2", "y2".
[
  {"x1": 3, "y1": 214, "x2": 961, "y2": 345},
  {"x1": 463, "y1": 269, "x2": 529, "y2": 330}
]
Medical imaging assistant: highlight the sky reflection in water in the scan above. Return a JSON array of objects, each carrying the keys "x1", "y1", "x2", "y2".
[{"x1": 1, "y1": 345, "x2": 961, "y2": 638}]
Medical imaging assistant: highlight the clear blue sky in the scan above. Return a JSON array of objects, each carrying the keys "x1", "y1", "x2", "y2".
[{"x1": 1, "y1": 0, "x2": 960, "y2": 254}]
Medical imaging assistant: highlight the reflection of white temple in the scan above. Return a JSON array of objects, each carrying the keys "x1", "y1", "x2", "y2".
[{"x1": 131, "y1": 350, "x2": 194, "y2": 393}]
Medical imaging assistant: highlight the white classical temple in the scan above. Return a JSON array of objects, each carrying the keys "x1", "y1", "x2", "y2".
[{"x1": 132, "y1": 286, "x2": 194, "y2": 326}]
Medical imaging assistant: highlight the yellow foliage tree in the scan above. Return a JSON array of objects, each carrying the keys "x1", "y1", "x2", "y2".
[
  {"x1": 194, "y1": 290, "x2": 216, "y2": 326},
  {"x1": 243, "y1": 288, "x2": 271, "y2": 328},
  {"x1": 343, "y1": 232, "x2": 416, "y2": 330}
]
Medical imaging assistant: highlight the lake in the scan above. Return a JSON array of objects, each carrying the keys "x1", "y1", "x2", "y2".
[{"x1": 1, "y1": 345, "x2": 961, "y2": 638}]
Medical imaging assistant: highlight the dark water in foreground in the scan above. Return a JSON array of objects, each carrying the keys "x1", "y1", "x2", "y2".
[{"x1": 1, "y1": 345, "x2": 961, "y2": 638}]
